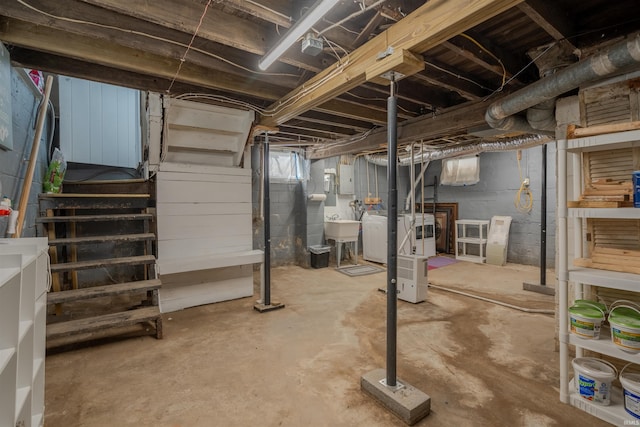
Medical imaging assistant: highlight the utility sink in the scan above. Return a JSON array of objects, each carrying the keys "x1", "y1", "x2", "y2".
[{"x1": 324, "y1": 220, "x2": 360, "y2": 242}]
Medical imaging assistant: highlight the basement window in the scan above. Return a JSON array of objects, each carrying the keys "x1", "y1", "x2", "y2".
[
  {"x1": 269, "y1": 149, "x2": 307, "y2": 181},
  {"x1": 440, "y1": 156, "x2": 480, "y2": 186}
]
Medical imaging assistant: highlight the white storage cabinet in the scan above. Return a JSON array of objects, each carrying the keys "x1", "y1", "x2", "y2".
[
  {"x1": 0, "y1": 238, "x2": 49, "y2": 427},
  {"x1": 558, "y1": 129, "x2": 640, "y2": 425}
]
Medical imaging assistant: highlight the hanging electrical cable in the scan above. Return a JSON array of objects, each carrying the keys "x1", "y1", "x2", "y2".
[{"x1": 514, "y1": 149, "x2": 533, "y2": 213}]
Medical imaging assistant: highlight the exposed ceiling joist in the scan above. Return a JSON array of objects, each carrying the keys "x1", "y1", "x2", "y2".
[
  {"x1": 517, "y1": 0, "x2": 577, "y2": 53},
  {"x1": 222, "y1": 0, "x2": 293, "y2": 29},
  {"x1": 308, "y1": 99, "x2": 492, "y2": 159},
  {"x1": 78, "y1": 0, "x2": 326, "y2": 71},
  {"x1": 0, "y1": 17, "x2": 290, "y2": 99},
  {"x1": 351, "y1": 10, "x2": 384, "y2": 49},
  {"x1": 259, "y1": 0, "x2": 523, "y2": 127}
]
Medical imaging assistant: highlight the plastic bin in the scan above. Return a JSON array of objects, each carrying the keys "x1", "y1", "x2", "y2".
[{"x1": 309, "y1": 245, "x2": 330, "y2": 268}]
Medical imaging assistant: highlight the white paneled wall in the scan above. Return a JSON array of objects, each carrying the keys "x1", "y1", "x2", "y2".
[
  {"x1": 59, "y1": 76, "x2": 141, "y2": 168},
  {"x1": 156, "y1": 163, "x2": 259, "y2": 312}
]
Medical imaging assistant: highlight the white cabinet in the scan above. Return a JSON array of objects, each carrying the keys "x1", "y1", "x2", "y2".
[
  {"x1": 0, "y1": 238, "x2": 48, "y2": 427},
  {"x1": 455, "y1": 220, "x2": 489, "y2": 263},
  {"x1": 558, "y1": 130, "x2": 640, "y2": 425}
]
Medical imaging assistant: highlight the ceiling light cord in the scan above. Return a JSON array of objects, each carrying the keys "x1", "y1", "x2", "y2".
[
  {"x1": 514, "y1": 150, "x2": 533, "y2": 213},
  {"x1": 167, "y1": 0, "x2": 213, "y2": 93}
]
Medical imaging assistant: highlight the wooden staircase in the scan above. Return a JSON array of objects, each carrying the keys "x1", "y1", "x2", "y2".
[{"x1": 37, "y1": 179, "x2": 163, "y2": 348}]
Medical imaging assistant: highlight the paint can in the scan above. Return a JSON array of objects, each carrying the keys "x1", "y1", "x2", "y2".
[
  {"x1": 633, "y1": 171, "x2": 640, "y2": 208},
  {"x1": 609, "y1": 301, "x2": 640, "y2": 353},
  {"x1": 569, "y1": 300, "x2": 606, "y2": 339},
  {"x1": 620, "y1": 364, "x2": 640, "y2": 419},
  {"x1": 572, "y1": 357, "x2": 617, "y2": 405}
]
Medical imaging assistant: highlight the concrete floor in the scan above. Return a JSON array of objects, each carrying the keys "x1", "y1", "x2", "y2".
[{"x1": 44, "y1": 259, "x2": 608, "y2": 426}]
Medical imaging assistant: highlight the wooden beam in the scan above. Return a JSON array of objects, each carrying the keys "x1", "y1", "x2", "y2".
[
  {"x1": 298, "y1": 112, "x2": 375, "y2": 133},
  {"x1": 221, "y1": 0, "x2": 293, "y2": 29},
  {"x1": 441, "y1": 40, "x2": 519, "y2": 85},
  {"x1": 0, "y1": 18, "x2": 289, "y2": 100},
  {"x1": 352, "y1": 11, "x2": 384, "y2": 49},
  {"x1": 517, "y1": 0, "x2": 577, "y2": 53},
  {"x1": 315, "y1": 99, "x2": 388, "y2": 126},
  {"x1": 0, "y1": 0, "x2": 305, "y2": 89},
  {"x1": 259, "y1": 0, "x2": 523, "y2": 127},
  {"x1": 419, "y1": 56, "x2": 492, "y2": 100},
  {"x1": 308, "y1": 100, "x2": 492, "y2": 159},
  {"x1": 78, "y1": 0, "x2": 326, "y2": 72}
]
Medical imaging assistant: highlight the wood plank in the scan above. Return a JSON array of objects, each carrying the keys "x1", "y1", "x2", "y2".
[
  {"x1": 594, "y1": 247, "x2": 640, "y2": 258},
  {"x1": 157, "y1": 215, "x2": 252, "y2": 241},
  {"x1": 46, "y1": 209, "x2": 62, "y2": 316},
  {"x1": 50, "y1": 255, "x2": 156, "y2": 273},
  {"x1": 37, "y1": 214, "x2": 153, "y2": 223},
  {"x1": 48, "y1": 233, "x2": 156, "y2": 245},
  {"x1": 156, "y1": 180, "x2": 250, "y2": 204},
  {"x1": 574, "y1": 257, "x2": 640, "y2": 275},
  {"x1": 46, "y1": 306, "x2": 161, "y2": 339},
  {"x1": 567, "y1": 200, "x2": 634, "y2": 208},
  {"x1": 158, "y1": 237, "x2": 252, "y2": 260},
  {"x1": 259, "y1": 0, "x2": 522, "y2": 126},
  {"x1": 0, "y1": 18, "x2": 288, "y2": 100},
  {"x1": 569, "y1": 121, "x2": 640, "y2": 138},
  {"x1": 40, "y1": 193, "x2": 149, "y2": 199},
  {"x1": 592, "y1": 253, "x2": 640, "y2": 268},
  {"x1": 157, "y1": 202, "x2": 250, "y2": 216},
  {"x1": 157, "y1": 250, "x2": 262, "y2": 275},
  {"x1": 78, "y1": 0, "x2": 325, "y2": 72},
  {"x1": 46, "y1": 279, "x2": 161, "y2": 304}
]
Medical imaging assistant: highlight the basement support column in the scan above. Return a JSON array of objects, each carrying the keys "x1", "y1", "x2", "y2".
[
  {"x1": 361, "y1": 76, "x2": 430, "y2": 426},
  {"x1": 523, "y1": 143, "x2": 555, "y2": 296},
  {"x1": 254, "y1": 133, "x2": 285, "y2": 313}
]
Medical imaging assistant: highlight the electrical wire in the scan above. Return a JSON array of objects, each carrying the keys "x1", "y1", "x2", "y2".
[
  {"x1": 459, "y1": 33, "x2": 507, "y2": 88},
  {"x1": 15, "y1": 0, "x2": 301, "y2": 79},
  {"x1": 317, "y1": 0, "x2": 387, "y2": 37},
  {"x1": 167, "y1": 0, "x2": 212, "y2": 93},
  {"x1": 423, "y1": 60, "x2": 494, "y2": 92},
  {"x1": 514, "y1": 150, "x2": 533, "y2": 213}
]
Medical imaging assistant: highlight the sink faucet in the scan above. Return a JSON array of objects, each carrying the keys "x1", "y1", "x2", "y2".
[{"x1": 327, "y1": 214, "x2": 339, "y2": 220}]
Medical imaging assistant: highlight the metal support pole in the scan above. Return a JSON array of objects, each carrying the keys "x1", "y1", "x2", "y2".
[
  {"x1": 540, "y1": 143, "x2": 547, "y2": 286},
  {"x1": 386, "y1": 79, "x2": 398, "y2": 387},
  {"x1": 263, "y1": 134, "x2": 271, "y2": 306}
]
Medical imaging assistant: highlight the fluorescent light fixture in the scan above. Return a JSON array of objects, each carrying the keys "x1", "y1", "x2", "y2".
[{"x1": 258, "y1": 0, "x2": 340, "y2": 70}]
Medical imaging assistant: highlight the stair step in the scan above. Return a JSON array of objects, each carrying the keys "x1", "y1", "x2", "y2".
[
  {"x1": 50, "y1": 255, "x2": 156, "y2": 272},
  {"x1": 37, "y1": 213, "x2": 153, "y2": 223},
  {"x1": 39, "y1": 193, "x2": 152, "y2": 209},
  {"x1": 48, "y1": 233, "x2": 155, "y2": 245},
  {"x1": 62, "y1": 179, "x2": 152, "y2": 195},
  {"x1": 47, "y1": 279, "x2": 161, "y2": 304},
  {"x1": 46, "y1": 306, "x2": 162, "y2": 340}
]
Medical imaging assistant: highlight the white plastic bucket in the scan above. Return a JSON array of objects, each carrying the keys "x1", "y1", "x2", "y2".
[
  {"x1": 569, "y1": 301, "x2": 605, "y2": 339},
  {"x1": 572, "y1": 357, "x2": 617, "y2": 405},
  {"x1": 609, "y1": 301, "x2": 640, "y2": 353},
  {"x1": 620, "y1": 364, "x2": 640, "y2": 419}
]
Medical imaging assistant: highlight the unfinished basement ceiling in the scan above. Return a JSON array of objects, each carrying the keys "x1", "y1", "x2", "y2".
[{"x1": 2, "y1": 0, "x2": 640, "y2": 157}]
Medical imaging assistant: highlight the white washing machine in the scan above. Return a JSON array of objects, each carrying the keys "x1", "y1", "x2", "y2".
[{"x1": 362, "y1": 213, "x2": 436, "y2": 263}]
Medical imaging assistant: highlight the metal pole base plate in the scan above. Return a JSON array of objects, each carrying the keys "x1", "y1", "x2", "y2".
[
  {"x1": 523, "y1": 281, "x2": 555, "y2": 296},
  {"x1": 253, "y1": 302, "x2": 285, "y2": 313}
]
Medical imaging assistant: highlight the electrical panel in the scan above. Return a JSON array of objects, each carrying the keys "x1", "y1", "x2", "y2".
[{"x1": 338, "y1": 164, "x2": 354, "y2": 194}]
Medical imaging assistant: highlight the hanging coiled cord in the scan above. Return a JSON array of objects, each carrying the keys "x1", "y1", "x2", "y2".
[{"x1": 514, "y1": 150, "x2": 533, "y2": 213}]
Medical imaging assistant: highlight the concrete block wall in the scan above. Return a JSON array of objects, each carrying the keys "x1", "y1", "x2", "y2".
[
  {"x1": 422, "y1": 145, "x2": 557, "y2": 267},
  {"x1": 0, "y1": 69, "x2": 52, "y2": 237}
]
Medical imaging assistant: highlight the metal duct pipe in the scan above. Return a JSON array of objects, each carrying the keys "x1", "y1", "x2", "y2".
[
  {"x1": 364, "y1": 134, "x2": 550, "y2": 166},
  {"x1": 486, "y1": 34, "x2": 640, "y2": 131}
]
